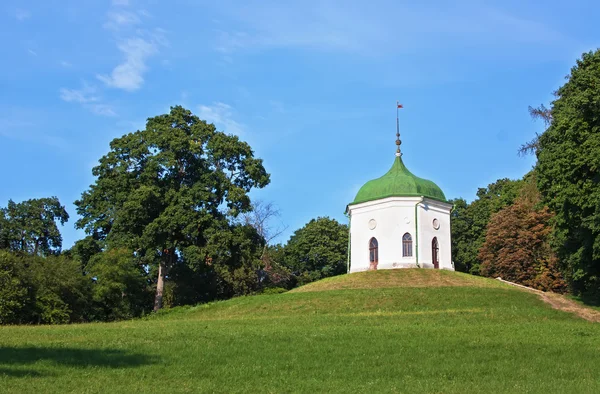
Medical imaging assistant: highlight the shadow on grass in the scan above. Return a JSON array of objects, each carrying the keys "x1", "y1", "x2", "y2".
[
  {"x1": 0, "y1": 346, "x2": 157, "y2": 378},
  {"x1": 0, "y1": 367, "x2": 45, "y2": 378}
]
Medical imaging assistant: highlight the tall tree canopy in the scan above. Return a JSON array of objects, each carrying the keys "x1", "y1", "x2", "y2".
[
  {"x1": 534, "y1": 50, "x2": 600, "y2": 298},
  {"x1": 0, "y1": 197, "x2": 69, "y2": 256},
  {"x1": 75, "y1": 106, "x2": 270, "y2": 310}
]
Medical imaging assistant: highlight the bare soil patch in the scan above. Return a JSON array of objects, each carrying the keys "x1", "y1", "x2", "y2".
[{"x1": 539, "y1": 292, "x2": 600, "y2": 322}]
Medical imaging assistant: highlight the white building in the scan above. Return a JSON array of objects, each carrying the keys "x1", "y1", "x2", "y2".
[{"x1": 346, "y1": 130, "x2": 453, "y2": 272}]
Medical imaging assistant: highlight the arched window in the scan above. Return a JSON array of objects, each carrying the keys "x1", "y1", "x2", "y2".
[
  {"x1": 369, "y1": 237, "x2": 378, "y2": 266},
  {"x1": 402, "y1": 233, "x2": 413, "y2": 257},
  {"x1": 432, "y1": 237, "x2": 439, "y2": 269}
]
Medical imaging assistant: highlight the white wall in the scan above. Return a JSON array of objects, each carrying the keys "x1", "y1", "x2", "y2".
[
  {"x1": 348, "y1": 197, "x2": 453, "y2": 272},
  {"x1": 417, "y1": 199, "x2": 453, "y2": 270}
]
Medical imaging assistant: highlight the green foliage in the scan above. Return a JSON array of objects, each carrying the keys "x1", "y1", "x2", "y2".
[
  {"x1": 259, "y1": 287, "x2": 287, "y2": 295},
  {"x1": 282, "y1": 217, "x2": 348, "y2": 285},
  {"x1": 534, "y1": 50, "x2": 600, "y2": 300},
  {"x1": 0, "y1": 197, "x2": 69, "y2": 256},
  {"x1": 450, "y1": 178, "x2": 523, "y2": 274},
  {"x1": 0, "y1": 252, "x2": 29, "y2": 324},
  {"x1": 65, "y1": 236, "x2": 103, "y2": 271},
  {"x1": 74, "y1": 106, "x2": 270, "y2": 309},
  {"x1": 87, "y1": 249, "x2": 153, "y2": 321},
  {"x1": 0, "y1": 251, "x2": 92, "y2": 325}
]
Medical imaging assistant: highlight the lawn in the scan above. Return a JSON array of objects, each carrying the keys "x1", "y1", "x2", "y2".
[{"x1": 1, "y1": 270, "x2": 599, "y2": 393}]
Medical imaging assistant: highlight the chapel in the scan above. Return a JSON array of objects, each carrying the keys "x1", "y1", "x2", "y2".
[{"x1": 346, "y1": 108, "x2": 453, "y2": 272}]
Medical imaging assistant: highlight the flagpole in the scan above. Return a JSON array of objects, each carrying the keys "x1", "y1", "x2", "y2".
[{"x1": 396, "y1": 101, "x2": 401, "y2": 156}]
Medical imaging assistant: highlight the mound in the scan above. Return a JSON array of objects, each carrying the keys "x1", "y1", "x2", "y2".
[{"x1": 291, "y1": 268, "x2": 509, "y2": 293}]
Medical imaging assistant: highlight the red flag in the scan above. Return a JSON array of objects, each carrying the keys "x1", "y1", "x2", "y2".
[{"x1": 397, "y1": 104, "x2": 403, "y2": 108}]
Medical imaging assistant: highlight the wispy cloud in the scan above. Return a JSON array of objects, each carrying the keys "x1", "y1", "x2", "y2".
[
  {"x1": 97, "y1": 37, "x2": 159, "y2": 91},
  {"x1": 15, "y1": 9, "x2": 30, "y2": 21},
  {"x1": 59, "y1": 84, "x2": 116, "y2": 117},
  {"x1": 89, "y1": 104, "x2": 117, "y2": 117},
  {"x1": 210, "y1": 1, "x2": 569, "y2": 56},
  {"x1": 103, "y1": 10, "x2": 141, "y2": 30},
  {"x1": 198, "y1": 102, "x2": 244, "y2": 135},
  {"x1": 27, "y1": 49, "x2": 37, "y2": 56},
  {"x1": 59, "y1": 84, "x2": 98, "y2": 103},
  {"x1": 98, "y1": 0, "x2": 166, "y2": 92}
]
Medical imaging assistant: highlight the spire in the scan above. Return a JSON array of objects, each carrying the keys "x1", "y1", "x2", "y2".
[{"x1": 396, "y1": 102, "x2": 403, "y2": 157}]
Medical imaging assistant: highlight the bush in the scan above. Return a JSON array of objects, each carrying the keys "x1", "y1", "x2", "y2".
[
  {"x1": 0, "y1": 251, "x2": 93, "y2": 324},
  {"x1": 260, "y1": 287, "x2": 288, "y2": 295}
]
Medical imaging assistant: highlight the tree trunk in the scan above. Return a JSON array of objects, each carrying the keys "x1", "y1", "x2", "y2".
[{"x1": 154, "y1": 260, "x2": 166, "y2": 311}]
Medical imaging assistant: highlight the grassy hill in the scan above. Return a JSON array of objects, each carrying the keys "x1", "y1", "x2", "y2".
[{"x1": 1, "y1": 269, "x2": 599, "y2": 393}]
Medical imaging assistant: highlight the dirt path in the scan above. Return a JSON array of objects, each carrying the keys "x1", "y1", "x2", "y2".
[
  {"x1": 539, "y1": 292, "x2": 600, "y2": 322},
  {"x1": 496, "y1": 278, "x2": 600, "y2": 323}
]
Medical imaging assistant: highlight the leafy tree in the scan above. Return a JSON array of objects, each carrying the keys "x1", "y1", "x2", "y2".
[
  {"x1": 479, "y1": 180, "x2": 566, "y2": 292},
  {"x1": 533, "y1": 50, "x2": 600, "y2": 299},
  {"x1": 163, "y1": 221, "x2": 267, "y2": 306},
  {"x1": 260, "y1": 244, "x2": 293, "y2": 290},
  {"x1": 450, "y1": 178, "x2": 523, "y2": 274},
  {"x1": 87, "y1": 249, "x2": 153, "y2": 321},
  {"x1": 28, "y1": 255, "x2": 93, "y2": 324},
  {"x1": 0, "y1": 251, "x2": 30, "y2": 324},
  {"x1": 0, "y1": 197, "x2": 69, "y2": 255},
  {"x1": 66, "y1": 236, "x2": 103, "y2": 271},
  {"x1": 283, "y1": 217, "x2": 348, "y2": 285},
  {"x1": 75, "y1": 106, "x2": 269, "y2": 310},
  {"x1": 0, "y1": 251, "x2": 92, "y2": 325}
]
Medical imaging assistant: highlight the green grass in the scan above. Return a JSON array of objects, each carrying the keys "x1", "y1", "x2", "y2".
[{"x1": 1, "y1": 270, "x2": 600, "y2": 393}]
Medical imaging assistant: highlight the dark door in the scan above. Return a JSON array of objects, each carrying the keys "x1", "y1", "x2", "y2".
[
  {"x1": 432, "y1": 237, "x2": 439, "y2": 269},
  {"x1": 369, "y1": 237, "x2": 378, "y2": 270}
]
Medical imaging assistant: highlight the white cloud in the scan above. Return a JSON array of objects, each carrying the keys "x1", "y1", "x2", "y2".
[
  {"x1": 89, "y1": 104, "x2": 117, "y2": 117},
  {"x1": 59, "y1": 85, "x2": 98, "y2": 103},
  {"x1": 27, "y1": 49, "x2": 37, "y2": 56},
  {"x1": 15, "y1": 9, "x2": 30, "y2": 21},
  {"x1": 103, "y1": 10, "x2": 141, "y2": 30},
  {"x1": 198, "y1": 102, "x2": 244, "y2": 135},
  {"x1": 59, "y1": 84, "x2": 116, "y2": 117},
  {"x1": 60, "y1": 60, "x2": 72, "y2": 68},
  {"x1": 97, "y1": 37, "x2": 158, "y2": 91}
]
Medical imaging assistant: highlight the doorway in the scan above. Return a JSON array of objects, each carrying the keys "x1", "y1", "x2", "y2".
[
  {"x1": 369, "y1": 237, "x2": 378, "y2": 270},
  {"x1": 432, "y1": 237, "x2": 439, "y2": 269}
]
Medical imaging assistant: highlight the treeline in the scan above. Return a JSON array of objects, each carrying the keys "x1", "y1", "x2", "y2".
[
  {"x1": 0, "y1": 106, "x2": 348, "y2": 325},
  {"x1": 451, "y1": 49, "x2": 600, "y2": 303}
]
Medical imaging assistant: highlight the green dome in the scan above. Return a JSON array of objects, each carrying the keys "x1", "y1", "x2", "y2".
[{"x1": 352, "y1": 156, "x2": 446, "y2": 204}]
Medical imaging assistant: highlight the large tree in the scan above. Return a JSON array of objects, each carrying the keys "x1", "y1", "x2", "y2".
[
  {"x1": 534, "y1": 50, "x2": 600, "y2": 298},
  {"x1": 75, "y1": 106, "x2": 269, "y2": 310},
  {"x1": 0, "y1": 197, "x2": 69, "y2": 256}
]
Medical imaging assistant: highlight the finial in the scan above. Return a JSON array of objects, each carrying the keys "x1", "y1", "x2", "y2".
[{"x1": 396, "y1": 102, "x2": 403, "y2": 157}]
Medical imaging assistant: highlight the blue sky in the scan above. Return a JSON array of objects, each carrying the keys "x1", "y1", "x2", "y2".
[{"x1": 1, "y1": 0, "x2": 598, "y2": 248}]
